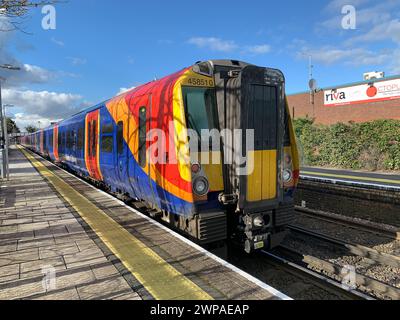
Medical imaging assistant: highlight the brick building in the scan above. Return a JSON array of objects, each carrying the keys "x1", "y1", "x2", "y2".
[{"x1": 287, "y1": 75, "x2": 400, "y2": 125}]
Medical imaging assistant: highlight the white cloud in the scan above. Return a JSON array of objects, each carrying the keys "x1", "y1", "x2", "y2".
[
  {"x1": 346, "y1": 19, "x2": 400, "y2": 45},
  {"x1": 296, "y1": 45, "x2": 354, "y2": 65},
  {"x1": 300, "y1": 0, "x2": 400, "y2": 74},
  {"x1": 0, "y1": 22, "x2": 55, "y2": 87},
  {"x1": 387, "y1": 49, "x2": 400, "y2": 74},
  {"x1": 13, "y1": 113, "x2": 55, "y2": 132},
  {"x1": 0, "y1": 16, "x2": 89, "y2": 131},
  {"x1": 118, "y1": 86, "x2": 136, "y2": 95},
  {"x1": 296, "y1": 45, "x2": 391, "y2": 66},
  {"x1": 21, "y1": 64, "x2": 54, "y2": 83},
  {"x1": 51, "y1": 37, "x2": 65, "y2": 47},
  {"x1": 3, "y1": 88, "x2": 87, "y2": 119},
  {"x1": 187, "y1": 37, "x2": 271, "y2": 55},
  {"x1": 244, "y1": 44, "x2": 271, "y2": 55},
  {"x1": 0, "y1": 63, "x2": 56, "y2": 87},
  {"x1": 188, "y1": 37, "x2": 238, "y2": 52},
  {"x1": 67, "y1": 57, "x2": 87, "y2": 66},
  {"x1": 324, "y1": 0, "x2": 371, "y2": 11},
  {"x1": 319, "y1": 1, "x2": 395, "y2": 31},
  {"x1": 0, "y1": 19, "x2": 57, "y2": 88}
]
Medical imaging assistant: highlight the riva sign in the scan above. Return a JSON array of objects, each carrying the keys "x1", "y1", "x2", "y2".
[{"x1": 324, "y1": 78, "x2": 400, "y2": 106}]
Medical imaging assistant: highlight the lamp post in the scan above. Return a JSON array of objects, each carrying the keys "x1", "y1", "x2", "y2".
[
  {"x1": 3, "y1": 104, "x2": 14, "y2": 146},
  {"x1": 0, "y1": 64, "x2": 21, "y2": 180}
]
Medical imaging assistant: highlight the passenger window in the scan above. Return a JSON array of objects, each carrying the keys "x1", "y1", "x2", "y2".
[
  {"x1": 138, "y1": 107, "x2": 147, "y2": 168},
  {"x1": 88, "y1": 122, "x2": 92, "y2": 154},
  {"x1": 72, "y1": 130, "x2": 77, "y2": 149},
  {"x1": 66, "y1": 131, "x2": 70, "y2": 148},
  {"x1": 77, "y1": 128, "x2": 84, "y2": 149},
  {"x1": 101, "y1": 136, "x2": 113, "y2": 153},
  {"x1": 248, "y1": 85, "x2": 278, "y2": 150},
  {"x1": 102, "y1": 123, "x2": 113, "y2": 134},
  {"x1": 117, "y1": 121, "x2": 124, "y2": 155},
  {"x1": 101, "y1": 121, "x2": 113, "y2": 154},
  {"x1": 69, "y1": 131, "x2": 72, "y2": 148},
  {"x1": 91, "y1": 120, "x2": 97, "y2": 157}
]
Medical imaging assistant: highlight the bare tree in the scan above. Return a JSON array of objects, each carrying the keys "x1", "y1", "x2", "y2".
[{"x1": 0, "y1": 0, "x2": 62, "y2": 33}]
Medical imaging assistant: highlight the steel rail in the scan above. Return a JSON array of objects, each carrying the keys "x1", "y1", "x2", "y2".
[
  {"x1": 275, "y1": 245, "x2": 400, "y2": 300},
  {"x1": 288, "y1": 224, "x2": 400, "y2": 269},
  {"x1": 260, "y1": 249, "x2": 372, "y2": 300},
  {"x1": 295, "y1": 207, "x2": 400, "y2": 240}
]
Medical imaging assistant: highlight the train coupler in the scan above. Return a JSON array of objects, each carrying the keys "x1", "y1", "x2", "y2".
[{"x1": 243, "y1": 230, "x2": 289, "y2": 254}]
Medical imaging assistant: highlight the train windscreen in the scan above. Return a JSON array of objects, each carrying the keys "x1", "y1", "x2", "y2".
[{"x1": 182, "y1": 87, "x2": 219, "y2": 138}]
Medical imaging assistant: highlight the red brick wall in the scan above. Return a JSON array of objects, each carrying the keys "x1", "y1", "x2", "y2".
[{"x1": 287, "y1": 91, "x2": 400, "y2": 125}]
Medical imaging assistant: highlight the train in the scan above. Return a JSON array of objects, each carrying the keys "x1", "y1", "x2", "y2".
[{"x1": 21, "y1": 60, "x2": 300, "y2": 253}]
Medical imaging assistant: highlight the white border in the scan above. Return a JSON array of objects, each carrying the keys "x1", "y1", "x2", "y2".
[{"x1": 23, "y1": 148, "x2": 292, "y2": 301}]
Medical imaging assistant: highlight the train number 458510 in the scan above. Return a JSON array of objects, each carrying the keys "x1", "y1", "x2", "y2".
[{"x1": 186, "y1": 78, "x2": 214, "y2": 87}]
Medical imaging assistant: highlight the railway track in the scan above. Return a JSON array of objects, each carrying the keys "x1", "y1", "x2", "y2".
[
  {"x1": 295, "y1": 207, "x2": 400, "y2": 240},
  {"x1": 286, "y1": 225, "x2": 400, "y2": 300},
  {"x1": 259, "y1": 249, "x2": 372, "y2": 300}
]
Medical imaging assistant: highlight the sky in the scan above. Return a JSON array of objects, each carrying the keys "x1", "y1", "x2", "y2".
[{"x1": 0, "y1": 0, "x2": 399, "y2": 131}]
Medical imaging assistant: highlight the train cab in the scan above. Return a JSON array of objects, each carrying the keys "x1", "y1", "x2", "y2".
[{"x1": 184, "y1": 60, "x2": 300, "y2": 252}]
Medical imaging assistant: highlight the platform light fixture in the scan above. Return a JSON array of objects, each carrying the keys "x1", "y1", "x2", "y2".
[{"x1": 0, "y1": 64, "x2": 21, "y2": 180}]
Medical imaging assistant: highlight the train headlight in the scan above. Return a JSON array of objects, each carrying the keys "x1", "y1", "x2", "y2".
[
  {"x1": 283, "y1": 169, "x2": 293, "y2": 183},
  {"x1": 193, "y1": 177, "x2": 209, "y2": 196},
  {"x1": 191, "y1": 163, "x2": 201, "y2": 174},
  {"x1": 253, "y1": 216, "x2": 265, "y2": 228}
]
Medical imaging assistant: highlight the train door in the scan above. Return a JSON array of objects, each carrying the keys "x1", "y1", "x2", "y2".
[
  {"x1": 85, "y1": 110, "x2": 103, "y2": 181},
  {"x1": 244, "y1": 84, "x2": 278, "y2": 202},
  {"x1": 43, "y1": 130, "x2": 47, "y2": 156},
  {"x1": 76, "y1": 121, "x2": 85, "y2": 169},
  {"x1": 215, "y1": 65, "x2": 285, "y2": 210},
  {"x1": 40, "y1": 130, "x2": 44, "y2": 154},
  {"x1": 53, "y1": 125, "x2": 60, "y2": 162},
  {"x1": 115, "y1": 120, "x2": 128, "y2": 190},
  {"x1": 53, "y1": 125, "x2": 59, "y2": 162},
  {"x1": 130, "y1": 95, "x2": 156, "y2": 205},
  {"x1": 243, "y1": 68, "x2": 285, "y2": 208}
]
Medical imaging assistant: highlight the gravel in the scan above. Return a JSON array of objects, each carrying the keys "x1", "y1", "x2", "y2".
[
  {"x1": 228, "y1": 250, "x2": 347, "y2": 300},
  {"x1": 286, "y1": 213, "x2": 400, "y2": 299},
  {"x1": 293, "y1": 214, "x2": 400, "y2": 256}
]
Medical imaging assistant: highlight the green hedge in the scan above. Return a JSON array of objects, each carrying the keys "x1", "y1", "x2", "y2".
[{"x1": 293, "y1": 118, "x2": 400, "y2": 171}]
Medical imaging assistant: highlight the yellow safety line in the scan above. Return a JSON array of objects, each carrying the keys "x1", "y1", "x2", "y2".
[
  {"x1": 302, "y1": 171, "x2": 400, "y2": 185},
  {"x1": 19, "y1": 147, "x2": 212, "y2": 300}
]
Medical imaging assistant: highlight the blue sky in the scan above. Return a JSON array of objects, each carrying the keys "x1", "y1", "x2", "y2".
[{"x1": 1, "y1": 0, "x2": 400, "y2": 130}]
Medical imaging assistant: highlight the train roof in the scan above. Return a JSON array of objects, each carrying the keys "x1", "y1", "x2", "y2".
[{"x1": 30, "y1": 60, "x2": 262, "y2": 134}]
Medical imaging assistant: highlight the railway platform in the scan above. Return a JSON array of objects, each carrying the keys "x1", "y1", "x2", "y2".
[
  {"x1": 301, "y1": 166, "x2": 400, "y2": 190},
  {"x1": 0, "y1": 146, "x2": 289, "y2": 300}
]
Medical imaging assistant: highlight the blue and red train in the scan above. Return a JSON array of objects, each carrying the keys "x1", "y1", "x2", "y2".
[{"x1": 22, "y1": 60, "x2": 300, "y2": 253}]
